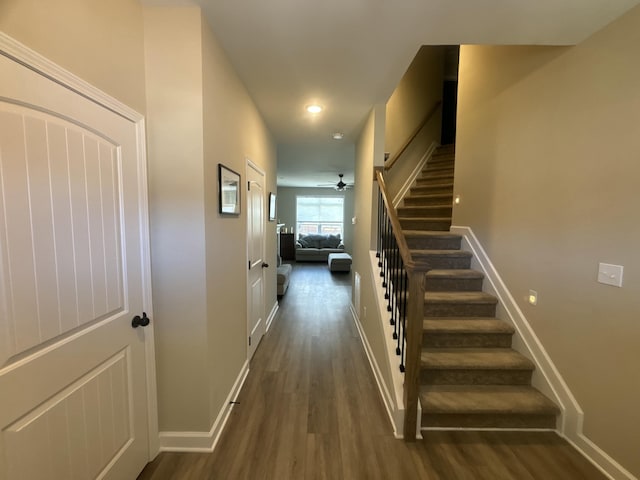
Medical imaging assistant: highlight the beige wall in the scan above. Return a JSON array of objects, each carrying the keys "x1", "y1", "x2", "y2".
[
  {"x1": 455, "y1": 6, "x2": 640, "y2": 476},
  {"x1": 276, "y1": 187, "x2": 355, "y2": 253},
  {"x1": 143, "y1": 6, "x2": 210, "y2": 432},
  {"x1": 144, "y1": 6, "x2": 277, "y2": 433},
  {"x1": 351, "y1": 106, "x2": 396, "y2": 407},
  {"x1": 384, "y1": 46, "x2": 444, "y2": 198},
  {"x1": 0, "y1": 0, "x2": 147, "y2": 113},
  {"x1": 200, "y1": 14, "x2": 278, "y2": 423}
]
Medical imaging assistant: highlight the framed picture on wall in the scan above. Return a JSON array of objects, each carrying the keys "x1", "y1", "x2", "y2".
[
  {"x1": 268, "y1": 192, "x2": 277, "y2": 221},
  {"x1": 218, "y1": 164, "x2": 241, "y2": 215}
]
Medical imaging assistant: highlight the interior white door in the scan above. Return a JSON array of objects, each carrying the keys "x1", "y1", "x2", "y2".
[
  {"x1": 247, "y1": 162, "x2": 266, "y2": 360},
  {"x1": 0, "y1": 53, "x2": 151, "y2": 479}
]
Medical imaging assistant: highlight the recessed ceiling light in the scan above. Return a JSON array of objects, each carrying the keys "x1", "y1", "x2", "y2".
[
  {"x1": 306, "y1": 104, "x2": 323, "y2": 114},
  {"x1": 332, "y1": 132, "x2": 344, "y2": 140}
]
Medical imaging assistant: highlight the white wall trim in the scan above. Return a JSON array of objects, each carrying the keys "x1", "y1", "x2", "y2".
[
  {"x1": 562, "y1": 433, "x2": 637, "y2": 480},
  {"x1": 392, "y1": 141, "x2": 438, "y2": 208},
  {"x1": 450, "y1": 225, "x2": 635, "y2": 480},
  {"x1": 0, "y1": 33, "x2": 161, "y2": 460},
  {"x1": 265, "y1": 301, "x2": 279, "y2": 332},
  {"x1": 159, "y1": 360, "x2": 250, "y2": 452}
]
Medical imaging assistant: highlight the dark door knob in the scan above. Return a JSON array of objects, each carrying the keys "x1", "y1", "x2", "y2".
[
  {"x1": 262, "y1": 262, "x2": 269, "y2": 268},
  {"x1": 132, "y1": 312, "x2": 150, "y2": 328}
]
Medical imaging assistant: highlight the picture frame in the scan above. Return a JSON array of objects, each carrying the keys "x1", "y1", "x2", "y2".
[
  {"x1": 268, "y1": 192, "x2": 277, "y2": 221},
  {"x1": 218, "y1": 164, "x2": 241, "y2": 215}
]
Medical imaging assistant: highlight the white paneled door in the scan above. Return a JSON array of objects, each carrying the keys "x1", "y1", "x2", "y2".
[
  {"x1": 0, "y1": 51, "x2": 152, "y2": 479},
  {"x1": 247, "y1": 162, "x2": 266, "y2": 360}
]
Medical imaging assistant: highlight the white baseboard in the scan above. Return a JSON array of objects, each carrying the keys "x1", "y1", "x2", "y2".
[
  {"x1": 392, "y1": 142, "x2": 438, "y2": 208},
  {"x1": 266, "y1": 301, "x2": 279, "y2": 332},
  {"x1": 450, "y1": 225, "x2": 636, "y2": 480},
  {"x1": 563, "y1": 433, "x2": 637, "y2": 480},
  {"x1": 158, "y1": 360, "x2": 249, "y2": 452}
]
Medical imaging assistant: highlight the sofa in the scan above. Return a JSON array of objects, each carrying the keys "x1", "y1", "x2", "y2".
[{"x1": 295, "y1": 233, "x2": 345, "y2": 262}]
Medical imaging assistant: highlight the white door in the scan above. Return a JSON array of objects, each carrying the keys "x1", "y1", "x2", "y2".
[
  {"x1": 0, "y1": 52, "x2": 152, "y2": 479},
  {"x1": 247, "y1": 161, "x2": 266, "y2": 360}
]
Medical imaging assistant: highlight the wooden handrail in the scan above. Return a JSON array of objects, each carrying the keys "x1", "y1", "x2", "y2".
[
  {"x1": 385, "y1": 101, "x2": 442, "y2": 171},
  {"x1": 375, "y1": 169, "x2": 428, "y2": 441}
]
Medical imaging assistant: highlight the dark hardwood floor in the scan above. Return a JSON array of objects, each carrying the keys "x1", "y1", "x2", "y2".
[{"x1": 139, "y1": 263, "x2": 606, "y2": 480}]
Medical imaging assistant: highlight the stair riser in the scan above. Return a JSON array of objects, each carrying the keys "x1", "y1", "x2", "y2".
[
  {"x1": 431, "y1": 153, "x2": 455, "y2": 161},
  {"x1": 413, "y1": 255, "x2": 471, "y2": 269},
  {"x1": 425, "y1": 277, "x2": 484, "y2": 291},
  {"x1": 410, "y1": 185, "x2": 454, "y2": 196},
  {"x1": 425, "y1": 302, "x2": 497, "y2": 317},
  {"x1": 422, "y1": 166, "x2": 455, "y2": 175},
  {"x1": 421, "y1": 369, "x2": 532, "y2": 385},
  {"x1": 398, "y1": 206, "x2": 453, "y2": 217},
  {"x1": 416, "y1": 176, "x2": 455, "y2": 186},
  {"x1": 400, "y1": 219, "x2": 451, "y2": 231},
  {"x1": 421, "y1": 413, "x2": 556, "y2": 429},
  {"x1": 405, "y1": 237, "x2": 461, "y2": 250},
  {"x1": 404, "y1": 196, "x2": 453, "y2": 207},
  {"x1": 425, "y1": 162, "x2": 455, "y2": 171},
  {"x1": 423, "y1": 333, "x2": 513, "y2": 348}
]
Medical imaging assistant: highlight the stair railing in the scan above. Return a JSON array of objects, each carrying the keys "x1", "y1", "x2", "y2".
[
  {"x1": 384, "y1": 100, "x2": 442, "y2": 171},
  {"x1": 375, "y1": 169, "x2": 429, "y2": 441}
]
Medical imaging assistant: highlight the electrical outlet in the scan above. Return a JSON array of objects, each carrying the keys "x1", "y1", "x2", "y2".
[
  {"x1": 363, "y1": 306, "x2": 367, "y2": 318},
  {"x1": 528, "y1": 290, "x2": 538, "y2": 305},
  {"x1": 598, "y1": 263, "x2": 623, "y2": 287}
]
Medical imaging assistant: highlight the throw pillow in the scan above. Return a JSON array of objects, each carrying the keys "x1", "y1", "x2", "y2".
[{"x1": 297, "y1": 237, "x2": 310, "y2": 248}]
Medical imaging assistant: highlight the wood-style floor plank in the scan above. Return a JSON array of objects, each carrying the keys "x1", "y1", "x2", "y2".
[{"x1": 138, "y1": 263, "x2": 608, "y2": 480}]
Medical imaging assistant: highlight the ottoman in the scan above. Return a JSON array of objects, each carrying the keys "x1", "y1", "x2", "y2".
[
  {"x1": 328, "y1": 252, "x2": 352, "y2": 272},
  {"x1": 277, "y1": 264, "x2": 292, "y2": 295}
]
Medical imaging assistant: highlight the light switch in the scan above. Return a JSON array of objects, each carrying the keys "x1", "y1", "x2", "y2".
[{"x1": 598, "y1": 263, "x2": 624, "y2": 287}]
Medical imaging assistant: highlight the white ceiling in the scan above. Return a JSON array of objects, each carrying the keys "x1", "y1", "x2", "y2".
[{"x1": 146, "y1": 0, "x2": 640, "y2": 187}]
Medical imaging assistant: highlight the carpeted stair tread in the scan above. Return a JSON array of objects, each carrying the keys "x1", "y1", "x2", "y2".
[
  {"x1": 412, "y1": 251, "x2": 473, "y2": 270},
  {"x1": 399, "y1": 217, "x2": 452, "y2": 231},
  {"x1": 403, "y1": 231, "x2": 461, "y2": 239},
  {"x1": 398, "y1": 216, "x2": 452, "y2": 222},
  {"x1": 409, "y1": 186, "x2": 455, "y2": 196},
  {"x1": 423, "y1": 318, "x2": 515, "y2": 335},
  {"x1": 422, "y1": 166, "x2": 455, "y2": 175},
  {"x1": 421, "y1": 348, "x2": 534, "y2": 370},
  {"x1": 397, "y1": 206, "x2": 453, "y2": 216},
  {"x1": 426, "y1": 269, "x2": 484, "y2": 280},
  {"x1": 404, "y1": 231, "x2": 462, "y2": 250},
  {"x1": 411, "y1": 249, "x2": 472, "y2": 256},
  {"x1": 403, "y1": 193, "x2": 453, "y2": 202},
  {"x1": 420, "y1": 385, "x2": 560, "y2": 415},
  {"x1": 417, "y1": 173, "x2": 455, "y2": 182},
  {"x1": 425, "y1": 291, "x2": 497, "y2": 304},
  {"x1": 410, "y1": 182, "x2": 454, "y2": 189}
]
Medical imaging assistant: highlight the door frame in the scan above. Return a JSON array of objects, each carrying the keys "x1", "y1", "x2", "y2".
[
  {"x1": 0, "y1": 32, "x2": 160, "y2": 458},
  {"x1": 246, "y1": 158, "x2": 266, "y2": 361}
]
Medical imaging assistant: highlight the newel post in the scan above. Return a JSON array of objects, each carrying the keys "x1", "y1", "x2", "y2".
[{"x1": 403, "y1": 268, "x2": 425, "y2": 441}]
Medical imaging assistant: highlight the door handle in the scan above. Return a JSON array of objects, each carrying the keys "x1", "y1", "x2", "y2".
[
  {"x1": 132, "y1": 312, "x2": 150, "y2": 328},
  {"x1": 262, "y1": 262, "x2": 269, "y2": 268}
]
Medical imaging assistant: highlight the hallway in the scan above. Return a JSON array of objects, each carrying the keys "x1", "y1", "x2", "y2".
[{"x1": 139, "y1": 263, "x2": 606, "y2": 479}]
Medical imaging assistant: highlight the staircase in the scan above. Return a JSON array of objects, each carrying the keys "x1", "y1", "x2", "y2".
[{"x1": 397, "y1": 145, "x2": 559, "y2": 429}]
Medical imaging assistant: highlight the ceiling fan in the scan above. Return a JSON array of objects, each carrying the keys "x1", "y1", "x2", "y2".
[{"x1": 317, "y1": 173, "x2": 354, "y2": 191}]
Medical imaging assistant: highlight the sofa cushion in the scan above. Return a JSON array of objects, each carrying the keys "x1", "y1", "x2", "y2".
[
  {"x1": 321, "y1": 234, "x2": 341, "y2": 248},
  {"x1": 297, "y1": 233, "x2": 341, "y2": 249}
]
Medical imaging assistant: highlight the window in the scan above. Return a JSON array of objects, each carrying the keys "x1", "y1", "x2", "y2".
[{"x1": 296, "y1": 196, "x2": 344, "y2": 237}]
